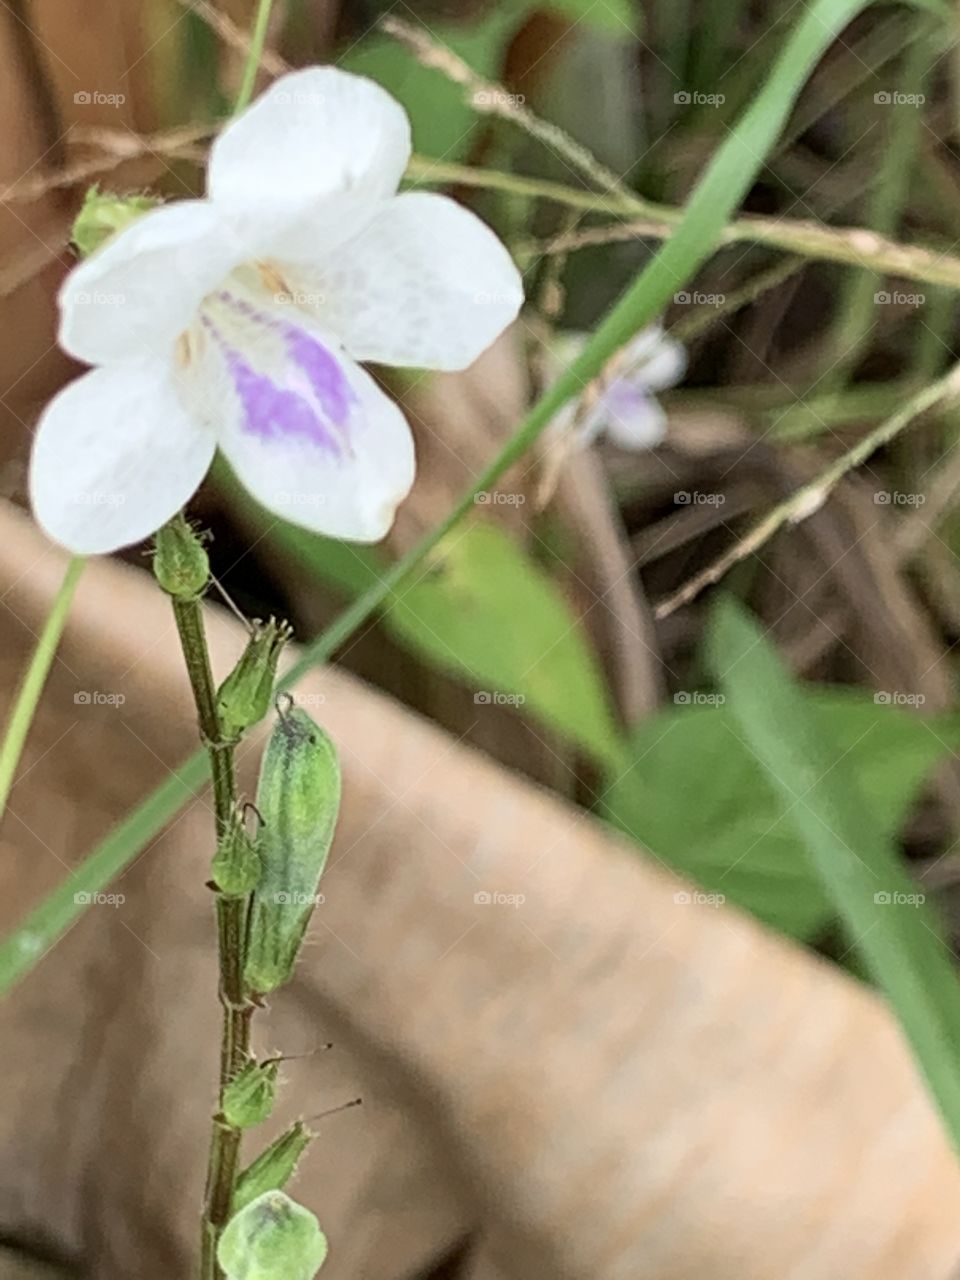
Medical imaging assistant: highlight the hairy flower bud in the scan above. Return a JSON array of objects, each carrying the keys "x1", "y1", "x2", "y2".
[
  {"x1": 152, "y1": 514, "x2": 209, "y2": 600},
  {"x1": 234, "y1": 1120, "x2": 313, "y2": 1211},
  {"x1": 217, "y1": 620, "x2": 293, "y2": 743},
  {"x1": 71, "y1": 185, "x2": 157, "y2": 259},
  {"x1": 222, "y1": 1060, "x2": 278, "y2": 1130},
  {"x1": 218, "y1": 1191, "x2": 328, "y2": 1280},
  {"x1": 211, "y1": 806, "x2": 261, "y2": 897}
]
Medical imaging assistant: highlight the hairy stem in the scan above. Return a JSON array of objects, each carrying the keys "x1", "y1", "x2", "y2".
[{"x1": 170, "y1": 595, "x2": 251, "y2": 1280}]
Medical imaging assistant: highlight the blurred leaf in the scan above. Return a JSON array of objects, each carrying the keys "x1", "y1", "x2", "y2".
[
  {"x1": 261, "y1": 511, "x2": 626, "y2": 768},
  {"x1": 387, "y1": 523, "x2": 627, "y2": 769},
  {"x1": 546, "y1": 0, "x2": 640, "y2": 35},
  {"x1": 603, "y1": 689, "x2": 951, "y2": 938},
  {"x1": 340, "y1": 8, "x2": 528, "y2": 161},
  {"x1": 706, "y1": 597, "x2": 960, "y2": 1152}
]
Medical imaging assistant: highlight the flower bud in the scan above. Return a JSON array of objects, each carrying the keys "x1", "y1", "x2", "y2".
[
  {"x1": 217, "y1": 620, "x2": 293, "y2": 743},
  {"x1": 234, "y1": 1121, "x2": 313, "y2": 1212},
  {"x1": 211, "y1": 807, "x2": 261, "y2": 897},
  {"x1": 218, "y1": 1191, "x2": 328, "y2": 1280},
  {"x1": 72, "y1": 185, "x2": 157, "y2": 259},
  {"x1": 222, "y1": 1060, "x2": 278, "y2": 1129},
  {"x1": 245, "y1": 703, "x2": 341, "y2": 993},
  {"x1": 152, "y1": 514, "x2": 209, "y2": 600}
]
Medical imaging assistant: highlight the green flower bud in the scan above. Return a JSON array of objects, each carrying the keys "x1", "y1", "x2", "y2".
[
  {"x1": 152, "y1": 514, "x2": 209, "y2": 600},
  {"x1": 72, "y1": 185, "x2": 157, "y2": 259},
  {"x1": 222, "y1": 1060, "x2": 278, "y2": 1129},
  {"x1": 218, "y1": 1191, "x2": 328, "y2": 1280},
  {"x1": 245, "y1": 703, "x2": 341, "y2": 993},
  {"x1": 217, "y1": 620, "x2": 293, "y2": 743},
  {"x1": 234, "y1": 1121, "x2": 313, "y2": 1212},
  {"x1": 211, "y1": 806, "x2": 261, "y2": 897}
]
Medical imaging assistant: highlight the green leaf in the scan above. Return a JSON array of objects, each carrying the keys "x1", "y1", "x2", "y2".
[
  {"x1": 546, "y1": 0, "x2": 640, "y2": 35},
  {"x1": 705, "y1": 597, "x2": 960, "y2": 1152},
  {"x1": 603, "y1": 689, "x2": 951, "y2": 938},
  {"x1": 340, "y1": 8, "x2": 530, "y2": 161},
  {"x1": 386, "y1": 523, "x2": 626, "y2": 769}
]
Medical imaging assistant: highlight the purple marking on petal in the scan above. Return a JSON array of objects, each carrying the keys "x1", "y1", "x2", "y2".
[
  {"x1": 223, "y1": 348, "x2": 343, "y2": 455},
  {"x1": 281, "y1": 325, "x2": 354, "y2": 429},
  {"x1": 603, "y1": 378, "x2": 649, "y2": 414},
  {"x1": 202, "y1": 293, "x2": 359, "y2": 456}
]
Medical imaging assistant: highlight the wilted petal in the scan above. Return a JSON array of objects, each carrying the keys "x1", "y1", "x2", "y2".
[
  {"x1": 60, "y1": 200, "x2": 241, "y2": 366},
  {"x1": 278, "y1": 192, "x2": 524, "y2": 371},
  {"x1": 30, "y1": 361, "x2": 216, "y2": 553},
  {"x1": 184, "y1": 290, "x2": 414, "y2": 541}
]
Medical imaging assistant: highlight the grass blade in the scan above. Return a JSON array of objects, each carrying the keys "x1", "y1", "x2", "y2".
[{"x1": 707, "y1": 597, "x2": 960, "y2": 1149}]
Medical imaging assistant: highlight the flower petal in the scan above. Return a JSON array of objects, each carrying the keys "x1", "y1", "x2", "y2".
[
  {"x1": 208, "y1": 67, "x2": 410, "y2": 228},
  {"x1": 279, "y1": 192, "x2": 524, "y2": 371},
  {"x1": 60, "y1": 200, "x2": 241, "y2": 366},
  {"x1": 592, "y1": 383, "x2": 668, "y2": 450},
  {"x1": 624, "y1": 325, "x2": 686, "y2": 391},
  {"x1": 30, "y1": 361, "x2": 216, "y2": 554},
  {"x1": 183, "y1": 293, "x2": 414, "y2": 541}
]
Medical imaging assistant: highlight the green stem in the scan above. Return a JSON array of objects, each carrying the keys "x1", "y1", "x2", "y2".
[
  {"x1": 170, "y1": 593, "x2": 251, "y2": 1280},
  {"x1": 0, "y1": 556, "x2": 84, "y2": 824},
  {"x1": 232, "y1": 0, "x2": 275, "y2": 115}
]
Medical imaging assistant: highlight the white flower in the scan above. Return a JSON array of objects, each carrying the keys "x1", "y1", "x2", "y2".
[
  {"x1": 30, "y1": 67, "x2": 524, "y2": 554},
  {"x1": 551, "y1": 324, "x2": 685, "y2": 449}
]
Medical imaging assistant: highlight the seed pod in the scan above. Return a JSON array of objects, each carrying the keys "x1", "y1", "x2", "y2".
[
  {"x1": 217, "y1": 619, "x2": 293, "y2": 743},
  {"x1": 222, "y1": 1060, "x2": 278, "y2": 1130},
  {"x1": 152, "y1": 513, "x2": 209, "y2": 600},
  {"x1": 244, "y1": 703, "x2": 340, "y2": 993},
  {"x1": 234, "y1": 1120, "x2": 313, "y2": 1212},
  {"x1": 211, "y1": 806, "x2": 261, "y2": 897},
  {"x1": 218, "y1": 1190, "x2": 328, "y2": 1280}
]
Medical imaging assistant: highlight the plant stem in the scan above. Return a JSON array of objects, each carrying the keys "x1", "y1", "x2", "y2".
[
  {"x1": 232, "y1": 0, "x2": 274, "y2": 114},
  {"x1": 0, "y1": 555, "x2": 84, "y2": 825},
  {"x1": 169, "y1": 594, "x2": 251, "y2": 1280}
]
